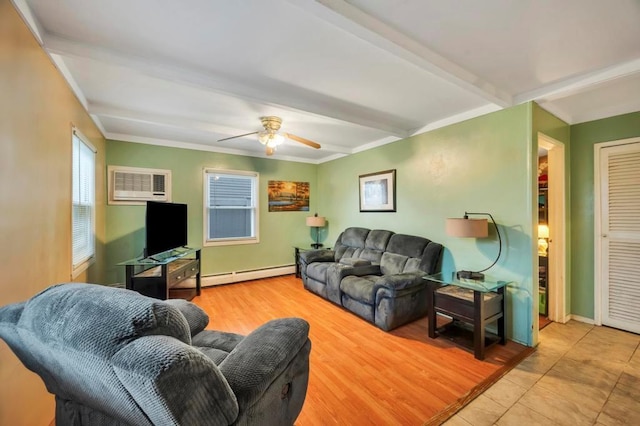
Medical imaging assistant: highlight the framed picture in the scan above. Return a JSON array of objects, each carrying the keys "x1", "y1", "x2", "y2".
[
  {"x1": 268, "y1": 180, "x2": 310, "y2": 212},
  {"x1": 359, "y1": 169, "x2": 396, "y2": 212}
]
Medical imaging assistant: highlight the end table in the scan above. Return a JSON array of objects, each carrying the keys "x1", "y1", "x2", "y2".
[{"x1": 424, "y1": 272, "x2": 510, "y2": 360}]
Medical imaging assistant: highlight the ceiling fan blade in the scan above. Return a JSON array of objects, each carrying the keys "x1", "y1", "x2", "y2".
[
  {"x1": 218, "y1": 131, "x2": 259, "y2": 142},
  {"x1": 285, "y1": 133, "x2": 321, "y2": 149},
  {"x1": 266, "y1": 146, "x2": 275, "y2": 156}
]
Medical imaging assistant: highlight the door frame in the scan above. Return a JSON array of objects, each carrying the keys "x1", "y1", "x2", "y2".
[
  {"x1": 593, "y1": 136, "x2": 640, "y2": 326},
  {"x1": 538, "y1": 133, "x2": 567, "y2": 324}
]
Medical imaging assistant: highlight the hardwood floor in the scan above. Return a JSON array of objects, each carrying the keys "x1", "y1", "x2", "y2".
[
  {"x1": 194, "y1": 275, "x2": 532, "y2": 425},
  {"x1": 539, "y1": 314, "x2": 552, "y2": 330}
]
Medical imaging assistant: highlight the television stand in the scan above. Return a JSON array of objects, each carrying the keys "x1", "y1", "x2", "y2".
[{"x1": 119, "y1": 247, "x2": 201, "y2": 301}]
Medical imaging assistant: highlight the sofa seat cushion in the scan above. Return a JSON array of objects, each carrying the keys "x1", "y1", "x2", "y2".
[
  {"x1": 340, "y1": 275, "x2": 380, "y2": 304},
  {"x1": 339, "y1": 257, "x2": 372, "y2": 267},
  {"x1": 192, "y1": 329, "x2": 244, "y2": 353},
  {"x1": 196, "y1": 346, "x2": 231, "y2": 365}
]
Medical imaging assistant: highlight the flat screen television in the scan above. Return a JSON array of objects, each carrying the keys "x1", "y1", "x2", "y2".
[{"x1": 145, "y1": 201, "x2": 188, "y2": 257}]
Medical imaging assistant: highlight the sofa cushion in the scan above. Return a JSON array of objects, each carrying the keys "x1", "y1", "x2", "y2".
[
  {"x1": 334, "y1": 227, "x2": 370, "y2": 260},
  {"x1": 15, "y1": 283, "x2": 192, "y2": 357},
  {"x1": 340, "y1": 247, "x2": 363, "y2": 260},
  {"x1": 380, "y1": 252, "x2": 409, "y2": 275},
  {"x1": 421, "y1": 242, "x2": 443, "y2": 274},
  {"x1": 403, "y1": 258, "x2": 422, "y2": 273},
  {"x1": 386, "y1": 234, "x2": 429, "y2": 258},
  {"x1": 112, "y1": 335, "x2": 239, "y2": 425},
  {"x1": 165, "y1": 299, "x2": 209, "y2": 336},
  {"x1": 196, "y1": 346, "x2": 231, "y2": 365},
  {"x1": 306, "y1": 262, "x2": 333, "y2": 283},
  {"x1": 365, "y1": 229, "x2": 394, "y2": 251},
  {"x1": 192, "y1": 329, "x2": 244, "y2": 353},
  {"x1": 340, "y1": 275, "x2": 378, "y2": 304},
  {"x1": 359, "y1": 229, "x2": 394, "y2": 262},
  {"x1": 339, "y1": 258, "x2": 372, "y2": 267},
  {"x1": 340, "y1": 227, "x2": 370, "y2": 247}
]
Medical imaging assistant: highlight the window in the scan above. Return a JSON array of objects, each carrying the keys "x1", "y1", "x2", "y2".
[
  {"x1": 204, "y1": 169, "x2": 259, "y2": 246},
  {"x1": 72, "y1": 128, "x2": 96, "y2": 276}
]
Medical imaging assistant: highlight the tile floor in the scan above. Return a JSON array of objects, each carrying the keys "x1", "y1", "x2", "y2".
[{"x1": 444, "y1": 320, "x2": 640, "y2": 426}]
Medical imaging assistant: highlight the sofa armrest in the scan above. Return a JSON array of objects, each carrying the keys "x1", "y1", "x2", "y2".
[
  {"x1": 113, "y1": 335, "x2": 239, "y2": 425},
  {"x1": 344, "y1": 264, "x2": 381, "y2": 277},
  {"x1": 164, "y1": 299, "x2": 209, "y2": 337},
  {"x1": 218, "y1": 318, "x2": 310, "y2": 412},
  {"x1": 299, "y1": 249, "x2": 335, "y2": 264},
  {"x1": 375, "y1": 271, "x2": 426, "y2": 291}
]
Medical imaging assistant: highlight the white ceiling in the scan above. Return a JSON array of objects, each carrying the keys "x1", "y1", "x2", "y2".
[{"x1": 14, "y1": 0, "x2": 640, "y2": 163}]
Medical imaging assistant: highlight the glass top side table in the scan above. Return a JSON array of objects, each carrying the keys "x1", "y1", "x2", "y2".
[
  {"x1": 424, "y1": 272, "x2": 512, "y2": 360},
  {"x1": 425, "y1": 272, "x2": 510, "y2": 293},
  {"x1": 118, "y1": 247, "x2": 201, "y2": 301}
]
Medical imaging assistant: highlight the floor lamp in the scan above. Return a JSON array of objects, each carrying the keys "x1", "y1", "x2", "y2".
[
  {"x1": 446, "y1": 211, "x2": 503, "y2": 281},
  {"x1": 306, "y1": 213, "x2": 326, "y2": 249}
]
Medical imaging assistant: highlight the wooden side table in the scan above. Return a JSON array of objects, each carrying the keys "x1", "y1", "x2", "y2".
[
  {"x1": 425, "y1": 273, "x2": 509, "y2": 360},
  {"x1": 294, "y1": 247, "x2": 306, "y2": 278},
  {"x1": 119, "y1": 247, "x2": 201, "y2": 301}
]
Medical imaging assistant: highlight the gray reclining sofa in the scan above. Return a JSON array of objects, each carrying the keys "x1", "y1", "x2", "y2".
[{"x1": 299, "y1": 227, "x2": 443, "y2": 331}]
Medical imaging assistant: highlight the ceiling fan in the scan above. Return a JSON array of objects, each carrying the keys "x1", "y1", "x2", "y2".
[{"x1": 218, "y1": 116, "x2": 321, "y2": 156}]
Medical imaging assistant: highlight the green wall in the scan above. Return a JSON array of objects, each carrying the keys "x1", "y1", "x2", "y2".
[
  {"x1": 105, "y1": 140, "x2": 318, "y2": 284},
  {"x1": 569, "y1": 111, "x2": 640, "y2": 318},
  {"x1": 106, "y1": 103, "x2": 640, "y2": 347},
  {"x1": 318, "y1": 103, "x2": 535, "y2": 345}
]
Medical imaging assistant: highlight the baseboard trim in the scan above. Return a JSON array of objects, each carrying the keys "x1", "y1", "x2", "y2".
[
  {"x1": 568, "y1": 314, "x2": 595, "y2": 325},
  {"x1": 202, "y1": 265, "x2": 295, "y2": 287}
]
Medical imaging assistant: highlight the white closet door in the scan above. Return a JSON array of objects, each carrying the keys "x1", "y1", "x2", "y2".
[{"x1": 600, "y1": 141, "x2": 640, "y2": 333}]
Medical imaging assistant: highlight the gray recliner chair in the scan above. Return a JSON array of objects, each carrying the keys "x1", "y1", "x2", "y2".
[{"x1": 0, "y1": 283, "x2": 311, "y2": 426}]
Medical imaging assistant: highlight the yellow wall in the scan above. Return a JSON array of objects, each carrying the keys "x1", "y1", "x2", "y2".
[{"x1": 0, "y1": 1, "x2": 106, "y2": 424}]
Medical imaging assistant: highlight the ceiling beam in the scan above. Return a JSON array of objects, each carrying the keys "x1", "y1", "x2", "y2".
[
  {"x1": 287, "y1": 0, "x2": 513, "y2": 108},
  {"x1": 44, "y1": 35, "x2": 413, "y2": 138},
  {"x1": 92, "y1": 104, "x2": 354, "y2": 154},
  {"x1": 514, "y1": 58, "x2": 640, "y2": 104},
  {"x1": 11, "y1": 0, "x2": 45, "y2": 45},
  {"x1": 105, "y1": 133, "x2": 325, "y2": 164},
  {"x1": 410, "y1": 104, "x2": 503, "y2": 136},
  {"x1": 89, "y1": 104, "x2": 249, "y2": 137}
]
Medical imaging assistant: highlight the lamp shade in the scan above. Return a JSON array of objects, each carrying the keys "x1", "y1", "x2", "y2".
[
  {"x1": 306, "y1": 216, "x2": 326, "y2": 227},
  {"x1": 446, "y1": 218, "x2": 488, "y2": 238},
  {"x1": 538, "y1": 224, "x2": 549, "y2": 239}
]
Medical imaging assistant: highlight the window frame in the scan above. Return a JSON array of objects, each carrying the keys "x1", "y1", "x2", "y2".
[
  {"x1": 203, "y1": 168, "x2": 259, "y2": 247},
  {"x1": 71, "y1": 127, "x2": 96, "y2": 277}
]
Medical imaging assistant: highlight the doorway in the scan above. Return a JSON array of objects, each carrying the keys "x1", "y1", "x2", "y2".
[
  {"x1": 538, "y1": 148, "x2": 550, "y2": 329},
  {"x1": 594, "y1": 138, "x2": 640, "y2": 334},
  {"x1": 537, "y1": 133, "x2": 567, "y2": 329}
]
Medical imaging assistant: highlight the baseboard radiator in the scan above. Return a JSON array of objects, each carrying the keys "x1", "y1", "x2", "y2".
[
  {"x1": 200, "y1": 264, "x2": 295, "y2": 287},
  {"x1": 111, "y1": 265, "x2": 295, "y2": 290}
]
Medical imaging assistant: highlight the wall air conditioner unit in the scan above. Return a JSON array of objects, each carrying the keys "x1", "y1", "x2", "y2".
[{"x1": 108, "y1": 166, "x2": 171, "y2": 205}]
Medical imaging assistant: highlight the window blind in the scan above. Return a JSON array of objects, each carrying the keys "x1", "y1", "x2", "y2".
[
  {"x1": 72, "y1": 131, "x2": 96, "y2": 270},
  {"x1": 205, "y1": 171, "x2": 257, "y2": 241}
]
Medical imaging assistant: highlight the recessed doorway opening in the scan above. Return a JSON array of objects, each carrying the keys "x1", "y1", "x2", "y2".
[{"x1": 537, "y1": 133, "x2": 567, "y2": 334}]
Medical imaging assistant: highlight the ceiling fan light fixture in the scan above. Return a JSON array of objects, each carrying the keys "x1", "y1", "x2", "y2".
[
  {"x1": 258, "y1": 130, "x2": 284, "y2": 147},
  {"x1": 219, "y1": 116, "x2": 320, "y2": 156}
]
